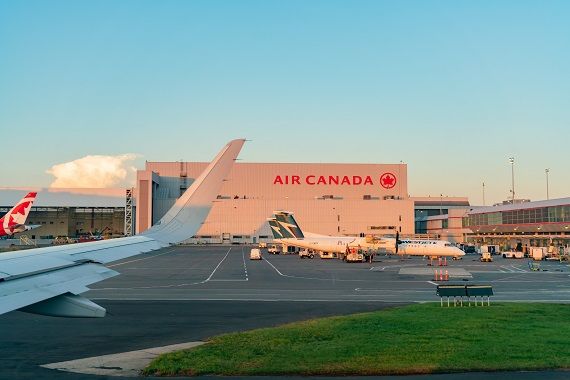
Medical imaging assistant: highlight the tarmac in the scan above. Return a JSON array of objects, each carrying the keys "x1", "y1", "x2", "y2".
[{"x1": 1, "y1": 245, "x2": 570, "y2": 379}]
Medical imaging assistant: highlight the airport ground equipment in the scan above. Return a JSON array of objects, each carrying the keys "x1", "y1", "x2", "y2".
[
  {"x1": 249, "y1": 248, "x2": 262, "y2": 260},
  {"x1": 19, "y1": 235, "x2": 36, "y2": 246},
  {"x1": 528, "y1": 260, "x2": 541, "y2": 271},
  {"x1": 480, "y1": 252, "x2": 493, "y2": 262},
  {"x1": 299, "y1": 249, "x2": 314, "y2": 259},
  {"x1": 531, "y1": 247, "x2": 545, "y2": 261},
  {"x1": 344, "y1": 247, "x2": 364, "y2": 263},
  {"x1": 268, "y1": 244, "x2": 280, "y2": 254},
  {"x1": 479, "y1": 244, "x2": 500, "y2": 255},
  {"x1": 436, "y1": 284, "x2": 493, "y2": 307},
  {"x1": 503, "y1": 251, "x2": 524, "y2": 259}
]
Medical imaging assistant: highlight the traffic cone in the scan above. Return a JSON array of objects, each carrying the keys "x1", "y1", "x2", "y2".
[
  {"x1": 439, "y1": 270, "x2": 444, "y2": 281},
  {"x1": 444, "y1": 257, "x2": 448, "y2": 267},
  {"x1": 445, "y1": 270, "x2": 449, "y2": 281},
  {"x1": 434, "y1": 270, "x2": 438, "y2": 281},
  {"x1": 438, "y1": 257, "x2": 442, "y2": 266}
]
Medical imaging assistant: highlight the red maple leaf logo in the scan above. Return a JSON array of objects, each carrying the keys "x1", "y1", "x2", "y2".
[
  {"x1": 11, "y1": 201, "x2": 31, "y2": 216},
  {"x1": 380, "y1": 173, "x2": 396, "y2": 189}
]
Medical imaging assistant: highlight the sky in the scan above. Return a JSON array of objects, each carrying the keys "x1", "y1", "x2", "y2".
[{"x1": 0, "y1": 0, "x2": 568, "y2": 205}]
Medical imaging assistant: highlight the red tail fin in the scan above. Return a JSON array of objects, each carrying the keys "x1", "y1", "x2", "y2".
[{"x1": 1, "y1": 192, "x2": 37, "y2": 227}]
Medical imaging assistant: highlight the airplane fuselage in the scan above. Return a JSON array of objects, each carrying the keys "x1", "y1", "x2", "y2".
[{"x1": 276, "y1": 236, "x2": 464, "y2": 258}]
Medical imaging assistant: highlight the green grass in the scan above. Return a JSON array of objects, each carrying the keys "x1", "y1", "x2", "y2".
[{"x1": 144, "y1": 303, "x2": 570, "y2": 376}]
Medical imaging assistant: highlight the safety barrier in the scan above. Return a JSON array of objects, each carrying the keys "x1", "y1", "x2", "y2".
[{"x1": 433, "y1": 269, "x2": 449, "y2": 281}]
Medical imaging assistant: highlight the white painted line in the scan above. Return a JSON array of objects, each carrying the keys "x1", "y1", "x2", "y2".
[
  {"x1": 91, "y1": 297, "x2": 415, "y2": 303},
  {"x1": 427, "y1": 281, "x2": 439, "y2": 286},
  {"x1": 204, "y1": 247, "x2": 233, "y2": 282},
  {"x1": 108, "y1": 248, "x2": 176, "y2": 268},
  {"x1": 93, "y1": 248, "x2": 234, "y2": 290},
  {"x1": 264, "y1": 256, "x2": 286, "y2": 276},
  {"x1": 263, "y1": 256, "x2": 384, "y2": 282},
  {"x1": 241, "y1": 246, "x2": 249, "y2": 281}
]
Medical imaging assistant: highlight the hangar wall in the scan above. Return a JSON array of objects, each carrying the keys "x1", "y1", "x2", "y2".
[{"x1": 135, "y1": 162, "x2": 414, "y2": 242}]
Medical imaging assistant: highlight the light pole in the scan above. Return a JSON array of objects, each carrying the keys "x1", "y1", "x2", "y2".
[
  {"x1": 545, "y1": 168, "x2": 550, "y2": 200},
  {"x1": 509, "y1": 157, "x2": 515, "y2": 203},
  {"x1": 482, "y1": 182, "x2": 486, "y2": 206}
]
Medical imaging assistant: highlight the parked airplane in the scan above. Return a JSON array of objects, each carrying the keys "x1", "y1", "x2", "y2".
[
  {"x1": 270, "y1": 211, "x2": 464, "y2": 259},
  {"x1": 0, "y1": 139, "x2": 245, "y2": 318},
  {"x1": 0, "y1": 192, "x2": 40, "y2": 237}
]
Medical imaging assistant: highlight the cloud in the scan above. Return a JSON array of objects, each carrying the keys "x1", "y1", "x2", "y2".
[{"x1": 47, "y1": 154, "x2": 139, "y2": 188}]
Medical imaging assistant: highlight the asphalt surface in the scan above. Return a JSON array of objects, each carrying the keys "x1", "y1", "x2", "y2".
[
  {"x1": 2, "y1": 245, "x2": 570, "y2": 379},
  {"x1": 88, "y1": 245, "x2": 570, "y2": 303}
]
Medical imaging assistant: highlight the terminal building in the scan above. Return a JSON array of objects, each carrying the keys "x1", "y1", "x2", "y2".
[
  {"x1": 136, "y1": 161, "x2": 414, "y2": 243},
  {"x1": 462, "y1": 198, "x2": 570, "y2": 248},
  {"x1": 422, "y1": 198, "x2": 570, "y2": 248}
]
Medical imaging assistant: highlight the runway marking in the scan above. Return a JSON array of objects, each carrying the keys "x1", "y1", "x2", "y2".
[
  {"x1": 354, "y1": 288, "x2": 434, "y2": 293},
  {"x1": 108, "y1": 248, "x2": 177, "y2": 268},
  {"x1": 92, "y1": 248, "x2": 235, "y2": 290},
  {"x1": 427, "y1": 281, "x2": 439, "y2": 286},
  {"x1": 242, "y1": 246, "x2": 249, "y2": 281},
  {"x1": 261, "y1": 258, "x2": 433, "y2": 284},
  {"x1": 204, "y1": 247, "x2": 233, "y2": 282},
  {"x1": 91, "y1": 297, "x2": 414, "y2": 303}
]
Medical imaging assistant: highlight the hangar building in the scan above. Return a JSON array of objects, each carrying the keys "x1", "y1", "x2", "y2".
[
  {"x1": 0, "y1": 188, "x2": 126, "y2": 240},
  {"x1": 136, "y1": 162, "x2": 414, "y2": 243}
]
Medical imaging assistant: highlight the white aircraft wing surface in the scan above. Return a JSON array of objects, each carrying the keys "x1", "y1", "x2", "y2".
[{"x1": 0, "y1": 139, "x2": 245, "y2": 317}]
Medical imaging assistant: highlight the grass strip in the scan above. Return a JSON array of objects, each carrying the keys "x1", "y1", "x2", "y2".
[{"x1": 144, "y1": 303, "x2": 570, "y2": 376}]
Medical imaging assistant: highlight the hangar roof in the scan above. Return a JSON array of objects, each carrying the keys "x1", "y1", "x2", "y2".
[{"x1": 0, "y1": 188, "x2": 126, "y2": 208}]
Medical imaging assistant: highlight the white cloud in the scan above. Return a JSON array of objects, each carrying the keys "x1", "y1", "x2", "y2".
[{"x1": 47, "y1": 154, "x2": 139, "y2": 188}]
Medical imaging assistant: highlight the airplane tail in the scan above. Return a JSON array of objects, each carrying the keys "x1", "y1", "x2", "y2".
[
  {"x1": 267, "y1": 218, "x2": 285, "y2": 239},
  {"x1": 1, "y1": 192, "x2": 37, "y2": 232},
  {"x1": 274, "y1": 211, "x2": 305, "y2": 239}
]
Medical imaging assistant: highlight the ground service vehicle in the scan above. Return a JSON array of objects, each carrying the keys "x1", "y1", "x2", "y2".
[
  {"x1": 268, "y1": 245, "x2": 279, "y2": 254},
  {"x1": 250, "y1": 248, "x2": 262, "y2": 260},
  {"x1": 344, "y1": 247, "x2": 364, "y2": 263},
  {"x1": 299, "y1": 249, "x2": 315, "y2": 259},
  {"x1": 531, "y1": 247, "x2": 545, "y2": 261},
  {"x1": 319, "y1": 252, "x2": 335, "y2": 259},
  {"x1": 258, "y1": 242, "x2": 267, "y2": 248},
  {"x1": 503, "y1": 251, "x2": 524, "y2": 259},
  {"x1": 480, "y1": 244, "x2": 500, "y2": 255},
  {"x1": 480, "y1": 252, "x2": 493, "y2": 262}
]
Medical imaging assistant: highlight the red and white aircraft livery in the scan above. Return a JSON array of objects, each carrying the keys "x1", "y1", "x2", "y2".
[{"x1": 0, "y1": 192, "x2": 39, "y2": 237}]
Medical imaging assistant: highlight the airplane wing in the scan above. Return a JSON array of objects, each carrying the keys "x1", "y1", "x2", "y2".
[{"x1": 0, "y1": 139, "x2": 245, "y2": 318}]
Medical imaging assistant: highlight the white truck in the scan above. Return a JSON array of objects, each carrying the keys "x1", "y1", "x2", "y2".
[
  {"x1": 249, "y1": 248, "x2": 262, "y2": 260},
  {"x1": 267, "y1": 244, "x2": 280, "y2": 254},
  {"x1": 299, "y1": 249, "x2": 315, "y2": 259}
]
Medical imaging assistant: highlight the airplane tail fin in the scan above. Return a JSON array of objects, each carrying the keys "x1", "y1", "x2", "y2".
[
  {"x1": 1, "y1": 192, "x2": 37, "y2": 229},
  {"x1": 267, "y1": 218, "x2": 285, "y2": 239},
  {"x1": 274, "y1": 211, "x2": 304, "y2": 239}
]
